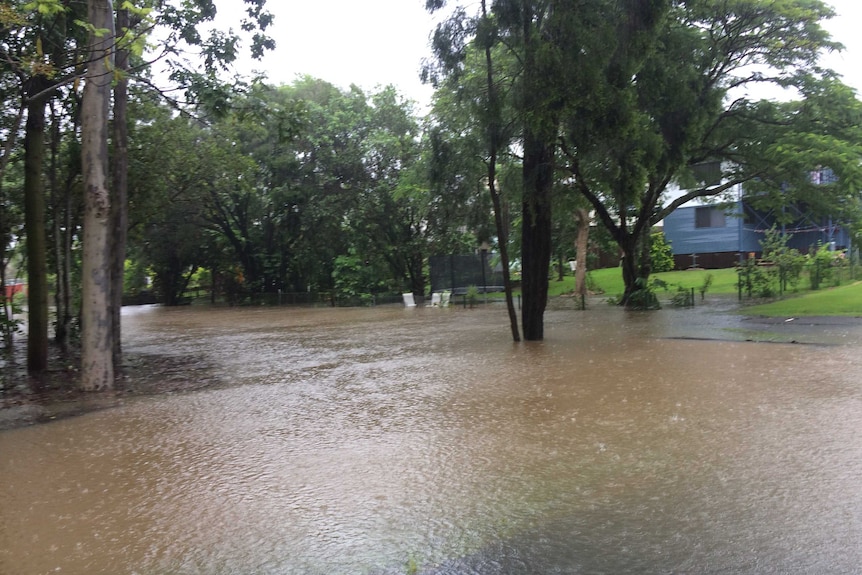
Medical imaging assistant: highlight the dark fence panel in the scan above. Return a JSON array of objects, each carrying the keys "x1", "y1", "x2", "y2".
[{"x1": 429, "y1": 253, "x2": 505, "y2": 293}]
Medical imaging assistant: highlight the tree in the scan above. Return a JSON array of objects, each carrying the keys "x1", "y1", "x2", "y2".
[
  {"x1": 0, "y1": 0, "x2": 276, "y2": 382},
  {"x1": 1, "y1": 0, "x2": 88, "y2": 371},
  {"x1": 79, "y1": 0, "x2": 115, "y2": 390},
  {"x1": 561, "y1": 0, "x2": 853, "y2": 306},
  {"x1": 126, "y1": 105, "x2": 217, "y2": 305},
  {"x1": 479, "y1": 0, "x2": 520, "y2": 341},
  {"x1": 425, "y1": 1, "x2": 530, "y2": 340},
  {"x1": 426, "y1": 0, "x2": 665, "y2": 337},
  {"x1": 573, "y1": 207, "x2": 589, "y2": 301},
  {"x1": 110, "y1": 4, "x2": 131, "y2": 368}
]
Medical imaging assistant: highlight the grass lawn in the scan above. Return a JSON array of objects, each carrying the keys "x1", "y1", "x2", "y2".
[
  {"x1": 547, "y1": 266, "x2": 862, "y2": 317},
  {"x1": 742, "y1": 281, "x2": 862, "y2": 317},
  {"x1": 548, "y1": 267, "x2": 740, "y2": 297}
]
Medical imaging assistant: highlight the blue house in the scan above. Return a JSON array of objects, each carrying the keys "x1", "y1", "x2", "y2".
[{"x1": 663, "y1": 196, "x2": 850, "y2": 269}]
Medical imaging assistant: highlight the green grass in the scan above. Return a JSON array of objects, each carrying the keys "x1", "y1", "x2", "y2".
[
  {"x1": 547, "y1": 266, "x2": 862, "y2": 317},
  {"x1": 547, "y1": 267, "x2": 740, "y2": 297},
  {"x1": 742, "y1": 281, "x2": 862, "y2": 317}
]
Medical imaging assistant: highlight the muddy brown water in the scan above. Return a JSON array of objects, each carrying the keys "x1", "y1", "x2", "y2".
[{"x1": 3, "y1": 302, "x2": 862, "y2": 574}]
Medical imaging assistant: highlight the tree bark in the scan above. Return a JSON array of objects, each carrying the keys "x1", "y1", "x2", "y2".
[
  {"x1": 80, "y1": 0, "x2": 115, "y2": 391},
  {"x1": 49, "y1": 103, "x2": 76, "y2": 351},
  {"x1": 518, "y1": 0, "x2": 557, "y2": 341},
  {"x1": 24, "y1": 82, "x2": 50, "y2": 373},
  {"x1": 619, "y1": 233, "x2": 638, "y2": 305},
  {"x1": 521, "y1": 130, "x2": 554, "y2": 340}
]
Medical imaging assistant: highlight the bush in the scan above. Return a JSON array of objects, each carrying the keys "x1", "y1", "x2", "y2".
[
  {"x1": 808, "y1": 243, "x2": 845, "y2": 290},
  {"x1": 759, "y1": 226, "x2": 805, "y2": 294},
  {"x1": 465, "y1": 285, "x2": 480, "y2": 308},
  {"x1": 626, "y1": 277, "x2": 661, "y2": 310},
  {"x1": 650, "y1": 231, "x2": 675, "y2": 273}
]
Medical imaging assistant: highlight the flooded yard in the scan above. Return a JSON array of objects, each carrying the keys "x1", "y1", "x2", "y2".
[{"x1": 2, "y1": 301, "x2": 862, "y2": 574}]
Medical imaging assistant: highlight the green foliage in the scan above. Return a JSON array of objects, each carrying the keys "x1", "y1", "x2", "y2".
[
  {"x1": 405, "y1": 554, "x2": 420, "y2": 575},
  {"x1": 610, "y1": 277, "x2": 661, "y2": 310},
  {"x1": 465, "y1": 284, "x2": 480, "y2": 308},
  {"x1": 737, "y1": 259, "x2": 776, "y2": 299},
  {"x1": 23, "y1": 0, "x2": 66, "y2": 16},
  {"x1": 650, "y1": 231, "x2": 674, "y2": 273},
  {"x1": 808, "y1": 243, "x2": 845, "y2": 290},
  {"x1": 332, "y1": 252, "x2": 375, "y2": 302},
  {"x1": 699, "y1": 273, "x2": 714, "y2": 300},
  {"x1": 670, "y1": 285, "x2": 695, "y2": 307},
  {"x1": 123, "y1": 259, "x2": 150, "y2": 296},
  {"x1": 760, "y1": 227, "x2": 806, "y2": 294}
]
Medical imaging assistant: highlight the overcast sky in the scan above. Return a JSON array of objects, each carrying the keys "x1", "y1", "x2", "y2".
[{"x1": 218, "y1": 0, "x2": 862, "y2": 110}]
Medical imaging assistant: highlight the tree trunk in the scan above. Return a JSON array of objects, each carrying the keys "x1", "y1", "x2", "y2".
[
  {"x1": 49, "y1": 103, "x2": 74, "y2": 351},
  {"x1": 638, "y1": 225, "x2": 652, "y2": 285},
  {"x1": 481, "y1": 0, "x2": 519, "y2": 342},
  {"x1": 519, "y1": 1, "x2": 557, "y2": 341},
  {"x1": 24, "y1": 83, "x2": 49, "y2": 373},
  {"x1": 80, "y1": 0, "x2": 115, "y2": 391},
  {"x1": 111, "y1": 6, "x2": 130, "y2": 371},
  {"x1": 574, "y1": 207, "x2": 589, "y2": 301},
  {"x1": 618, "y1": 225, "x2": 655, "y2": 308},
  {"x1": 521, "y1": 130, "x2": 554, "y2": 341},
  {"x1": 619, "y1": 233, "x2": 638, "y2": 305}
]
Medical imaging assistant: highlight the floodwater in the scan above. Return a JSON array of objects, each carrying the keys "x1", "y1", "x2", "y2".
[{"x1": 3, "y1": 302, "x2": 862, "y2": 574}]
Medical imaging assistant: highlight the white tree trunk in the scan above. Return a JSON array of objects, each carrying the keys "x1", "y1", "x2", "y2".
[{"x1": 80, "y1": 0, "x2": 115, "y2": 391}]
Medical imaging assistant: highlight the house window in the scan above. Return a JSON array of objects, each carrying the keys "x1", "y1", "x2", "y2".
[{"x1": 695, "y1": 207, "x2": 726, "y2": 228}]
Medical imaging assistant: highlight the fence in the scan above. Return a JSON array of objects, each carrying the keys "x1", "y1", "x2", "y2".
[{"x1": 429, "y1": 253, "x2": 506, "y2": 294}]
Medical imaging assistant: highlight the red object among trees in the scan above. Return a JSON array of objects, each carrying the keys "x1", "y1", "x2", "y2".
[{"x1": 4, "y1": 282, "x2": 26, "y2": 299}]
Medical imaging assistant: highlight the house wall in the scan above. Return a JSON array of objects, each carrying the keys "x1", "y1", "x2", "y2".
[
  {"x1": 672, "y1": 251, "x2": 741, "y2": 270},
  {"x1": 664, "y1": 200, "x2": 851, "y2": 269},
  {"x1": 662, "y1": 201, "x2": 750, "y2": 268}
]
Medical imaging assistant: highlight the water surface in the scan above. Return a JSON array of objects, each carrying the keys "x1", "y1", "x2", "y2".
[{"x1": 2, "y1": 303, "x2": 862, "y2": 574}]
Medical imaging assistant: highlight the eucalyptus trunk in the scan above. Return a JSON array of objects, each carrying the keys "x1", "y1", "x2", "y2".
[{"x1": 80, "y1": 0, "x2": 115, "y2": 391}]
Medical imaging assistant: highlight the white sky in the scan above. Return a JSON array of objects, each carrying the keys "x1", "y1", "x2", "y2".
[{"x1": 217, "y1": 0, "x2": 862, "y2": 110}]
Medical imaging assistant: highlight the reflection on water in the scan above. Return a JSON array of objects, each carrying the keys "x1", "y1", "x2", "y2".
[{"x1": 3, "y1": 303, "x2": 862, "y2": 574}]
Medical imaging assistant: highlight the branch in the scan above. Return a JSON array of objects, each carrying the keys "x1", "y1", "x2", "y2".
[{"x1": 653, "y1": 175, "x2": 758, "y2": 223}]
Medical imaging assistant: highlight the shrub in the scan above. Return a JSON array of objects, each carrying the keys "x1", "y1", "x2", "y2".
[{"x1": 650, "y1": 231, "x2": 675, "y2": 273}]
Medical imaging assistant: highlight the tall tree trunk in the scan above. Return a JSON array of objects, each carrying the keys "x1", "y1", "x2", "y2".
[
  {"x1": 24, "y1": 81, "x2": 50, "y2": 373},
  {"x1": 111, "y1": 6, "x2": 130, "y2": 371},
  {"x1": 519, "y1": 1, "x2": 557, "y2": 341},
  {"x1": 574, "y1": 207, "x2": 589, "y2": 301},
  {"x1": 49, "y1": 103, "x2": 71, "y2": 350},
  {"x1": 521, "y1": 131, "x2": 554, "y2": 341},
  {"x1": 80, "y1": 0, "x2": 115, "y2": 391},
  {"x1": 481, "y1": 0, "x2": 520, "y2": 342}
]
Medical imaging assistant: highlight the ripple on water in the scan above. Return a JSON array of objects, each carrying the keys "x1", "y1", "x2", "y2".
[{"x1": 3, "y1": 306, "x2": 862, "y2": 574}]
